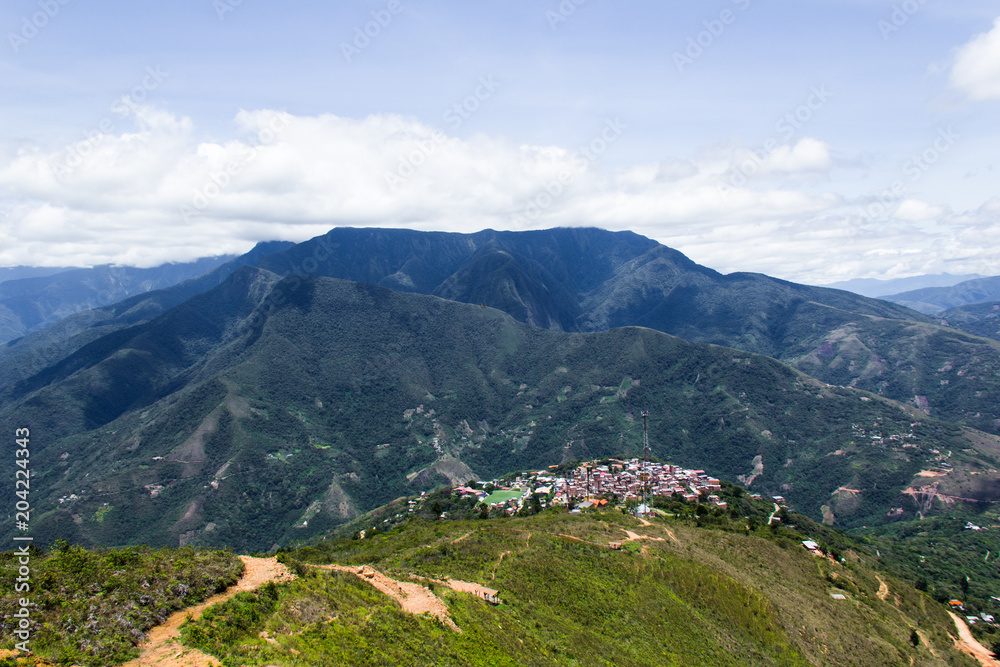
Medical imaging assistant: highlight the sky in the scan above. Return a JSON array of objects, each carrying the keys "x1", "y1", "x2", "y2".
[{"x1": 0, "y1": 0, "x2": 998, "y2": 285}]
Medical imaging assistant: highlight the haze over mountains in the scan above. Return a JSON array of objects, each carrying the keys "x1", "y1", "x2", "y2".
[
  {"x1": 0, "y1": 255, "x2": 236, "y2": 345},
  {"x1": 881, "y1": 275, "x2": 1000, "y2": 315},
  {"x1": 3, "y1": 227, "x2": 1000, "y2": 552},
  {"x1": 825, "y1": 273, "x2": 984, "y2": 298}
]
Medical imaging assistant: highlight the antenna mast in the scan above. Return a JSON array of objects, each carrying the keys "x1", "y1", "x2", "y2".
[{"x1": 640, "y1": 411, "x2": 650, "y2": 515}]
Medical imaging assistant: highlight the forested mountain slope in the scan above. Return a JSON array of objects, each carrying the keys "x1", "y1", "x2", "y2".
[{"x1": 4, "y1": 268, "x2": 996, "y2": 551}]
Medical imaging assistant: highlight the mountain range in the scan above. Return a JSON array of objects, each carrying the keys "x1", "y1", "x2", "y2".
[
  {"x1": 0, "y1": 255, "x2": 237, "y2": 345},
  {"x1": 825, "y1": 273, "x2": 983, "y2": 298},
  {"x1": 882, "y1": 275, "x2": 1000, "y2": 315},
  {"x1": 3, "y1": 227, "x2": 1000, "y2": 553}
]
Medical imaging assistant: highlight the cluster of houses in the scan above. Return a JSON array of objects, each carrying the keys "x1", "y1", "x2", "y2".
[
  {"x1": 851, "y1": 420, "x2": 921, "y2": 447},
  {"x1": 446, "y1": 458, "x2": 731, "y2": 515},
  {"x1": 949, "y1": 599, "x2": 996, "y2": 626},
  {"x1": 549, "y1": 459, "x2": 726, "y2": 507}
]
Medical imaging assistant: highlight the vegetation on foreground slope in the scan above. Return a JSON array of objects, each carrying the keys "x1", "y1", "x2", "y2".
[
  {"x1": 0, "y1": 545, "x2": 242, "y2": 665},
  {"x1": 178, "y1": 509, "x2": 973, "y2": 666},
  {"x1": 0, "y1": 489, "x2": 984, "y2": 666}
]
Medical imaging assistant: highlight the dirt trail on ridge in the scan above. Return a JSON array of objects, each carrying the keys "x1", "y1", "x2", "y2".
[
  {"x1": 122, "y1": 556, "x2": 294, "y2": 667},
  {"x1": 309, "y1": 564, "x2": 462, "y2": 632}
]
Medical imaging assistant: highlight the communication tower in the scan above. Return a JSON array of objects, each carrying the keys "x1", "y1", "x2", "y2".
[{"x1": 640, "y1": 411, "x2": 650, "y2": 515}]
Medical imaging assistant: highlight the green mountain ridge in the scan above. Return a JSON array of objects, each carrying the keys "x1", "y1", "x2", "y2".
[
  {"x1": 4, "y1": 268, "x2": 999, "y2": 553},
  {"x1": 6, "y1": 227, "x2": 998, "y2": 441},
  {"x1": 941, "y1": 301, "x2": 1000, "y2": 342},
  {"x1": 0, "y1": 241, "x2": 294, "y2": 394}
]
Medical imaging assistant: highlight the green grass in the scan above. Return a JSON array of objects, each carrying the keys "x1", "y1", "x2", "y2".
[
  {"x1": 178, "y1": 510, "x2": 975, "y2": 666},
  {"x1": 0, "y1": 543, "x2": 242, "y2": 666},
  {"x1": 482, "y1": 490, "x2": 523, "y2": 505}
]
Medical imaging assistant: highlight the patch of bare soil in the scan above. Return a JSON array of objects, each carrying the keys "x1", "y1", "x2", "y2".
[
  {"x1": 408, "y1": 574, "x2": 501, "y2": 604},
  {"x1": 621, "y1": 529, "x2": 665, "y2": 543},
  {"x1": 949, "y1": 611, "x2": 1000, "y2": 667},
  {"x1": 310, "y1": 565, "x2": 460, "y2": 632},
  {"x1": 122, "y1": 556, "x2": 294, "y2": 667},
  {"x1": 875, "y1": 576, "x2": 889, "y2": 601},
  {"x1": 443, "y1": 578, "x2": 499, "y2": 600}
]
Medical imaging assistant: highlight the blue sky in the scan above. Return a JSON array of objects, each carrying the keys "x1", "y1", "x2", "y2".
[{"x1": 1, "y1": 0, "x2": 998, "y2": 284}]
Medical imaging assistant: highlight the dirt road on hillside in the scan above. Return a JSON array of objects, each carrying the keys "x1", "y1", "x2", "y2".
[
  {"x1": 122, "y1": 556, "x2": 294, "y2": 667},
  {"x1": 949, "y1": 611, "x2": 1000, "y2": 667}
]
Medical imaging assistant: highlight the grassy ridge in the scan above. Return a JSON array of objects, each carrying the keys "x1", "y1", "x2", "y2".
[{"x1": 179, "y1": 511, "x2": 974, "y2": 666}]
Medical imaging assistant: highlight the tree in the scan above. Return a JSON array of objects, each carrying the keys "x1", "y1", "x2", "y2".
[{"x1": 961, "y1": 575, "x2": 970, "y2": 603}]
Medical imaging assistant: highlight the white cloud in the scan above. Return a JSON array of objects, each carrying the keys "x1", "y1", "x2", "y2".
[
  {"x1": 950, "y1": 17, "x2": 1000, "y2": 101},
  {"x1": 0, "y1": 107, "x2": 997, "y2": 284},
  {"x1": 760, "y1": 138, "x2": 832, "y2": 174},
  {"x1": 892, "y1": 199, "x2": 949, "y2": 222}
]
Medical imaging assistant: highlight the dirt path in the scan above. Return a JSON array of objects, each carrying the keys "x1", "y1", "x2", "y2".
[
  {"x1": 443, "y1": 578, "x2": 499, "y2": 600},
  {"x1": 557, "y1": 533, "x2": 604, "y2": 547},
  {"x1": 767, "y1": 503, "x2": 780, "y2": 525},
  {"x1": 916, "y1": 630, "x2": 942, "y2": 661},
  {"x1": 875, "y1": 575, "x2": 889, "y2": 601},
  {"x1": 492, "y1": 550, "x2": 512, "y2": 580},
  {"x1": 948, "y1": 611, "x2": 1000, "y2": 667},
  {"x1": 621, "y1": 529, "x2": 665, "y2": 543},
  {"x1": 408, "y1": 573, "x2": 501, "y2": 604},
  {"x1": 122, "y1": 556, "x2": 295, "y2": 667},
  {"x1": 311, "y1": 565, "x2": 461, "y2": 632}
]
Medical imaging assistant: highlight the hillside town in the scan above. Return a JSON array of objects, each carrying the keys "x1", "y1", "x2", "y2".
[{"x1": 444, "y1": 458, "x2": 739, "y2": 516}]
